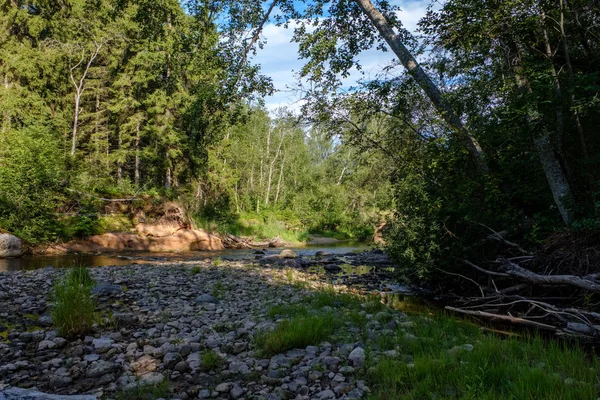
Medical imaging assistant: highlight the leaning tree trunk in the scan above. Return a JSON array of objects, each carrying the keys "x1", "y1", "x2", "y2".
[
  {"x1": 534, "y1": 135, "x2": 573, "y2": 226},
  {"x1": 354, "y1": 0, "x2": 489, "y2": 174}
]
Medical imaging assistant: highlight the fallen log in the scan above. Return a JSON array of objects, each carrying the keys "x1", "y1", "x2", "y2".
[
  {"x1": 445, "y1": 306, "x2": 558, "y2": 331},
  {"x1": 499, "y1": 259, "x2": 600, "y2": 293}
]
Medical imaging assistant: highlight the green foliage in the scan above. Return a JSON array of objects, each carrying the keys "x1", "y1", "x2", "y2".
[
  {"x1": 200, "y1": 349, "x2": 222, "y2": 371},
  {"x1": 0, "y1": 127, "x2": 65, "y2": 243},
  {"x1": 254, "y1": 313, "x2": 339, "y2": 356},
  {"x1": 367, "y1": 315, "x2": 600, "y2": 400},
  {"x1": 51, "y1": 267, "x2": 96, "y2": 338},
  {"x1": 114, "y1": 380, "x2": 170, "y2": 400}
]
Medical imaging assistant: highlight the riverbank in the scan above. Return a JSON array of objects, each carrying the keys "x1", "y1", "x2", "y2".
[{"x1": 1, "y1": 255, "x2": 598, "y2": 399}]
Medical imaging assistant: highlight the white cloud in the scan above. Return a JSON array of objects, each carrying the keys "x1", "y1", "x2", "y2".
[{"x1": 255, "y1": 0, "x2": 437, "y2": 113}]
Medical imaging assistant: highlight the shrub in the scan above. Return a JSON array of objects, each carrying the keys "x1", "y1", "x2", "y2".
[{"x1": 52, "y1": 267, "x2": 96, "y2": 338}]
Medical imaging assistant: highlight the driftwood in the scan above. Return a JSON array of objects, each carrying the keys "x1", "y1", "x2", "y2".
[
  {"x1": 498, "y1": 259, "x2": 600, "y2": 293},
  {"x1": 449, "y1": 249, "x2": 600, "y2": 340},
  {"x1": 221, "y1": 233, "x2": 287, "y2": 249},
  {"x1": 445, "y1": 306, "x2": 558, "y2": 331}
]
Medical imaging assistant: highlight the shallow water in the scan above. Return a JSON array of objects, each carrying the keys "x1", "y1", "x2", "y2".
[{"x1": 0, "y1": 242, "x2": 369, "y2": 272}]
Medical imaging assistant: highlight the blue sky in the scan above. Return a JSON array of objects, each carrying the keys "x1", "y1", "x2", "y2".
[{"x1": 252, "y1": 0, "x2": 437, "y2": 112}]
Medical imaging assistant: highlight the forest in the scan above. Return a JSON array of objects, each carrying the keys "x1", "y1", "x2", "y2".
[
  {"x1": 1, "y1": 0, "x2": 600, "y2": 282},
  {"x1": 2, "y1": 0, "x2": 600, "y2": 399}
]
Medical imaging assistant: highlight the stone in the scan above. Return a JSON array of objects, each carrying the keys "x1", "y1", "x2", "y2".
[
  {"x1": 0, "y1": 387, "x2": 96, "y2": 400},
  {"x1": 139, "y1": 372, "x2": 164, "y2": 385},
  {"x1": 53, "y1": 337, "x2": 68, "y2": 348},
  {"x1": 198, "y1": 389, "x2": 211, "y2": 399},
  {"x1": 348, "y1": 347, "x2": 365, "y2": 367},
  {"x1": 230, "y1": 386, "x2": 244, "y2": 399},
  {"x1": 38, "y1": 340, "x2": 56, "y2": 350},
  {"x1": 163, "y1": 352, "x2": 180, "y2": 368},
  {"x1": 447, "y1": 344, "x2": 474, "y2": 355},
  {"x1": 86, "y1": 361, "x2": 118, "y2": 378},
  {"x1": 91, "y1": 282, "x2": 122, "y2": 295},
  {"x1": 0, "y1": 233, "x2": 21, "y2": 258},
  {"x1": 279, "y1": 249, "x2": 297, "y2": 259},
  {"x1": 92, "y1": 337, "x2": 114, "y2": 353},
  {"x1": 215, "y1": 382, "x2": 233, "y2": 393},
  {"x1": 324, "y1": 264, "x2": 342, "y2": 273},
  {"x1": 173, "y1": 361, "x2": 190, "y2": 373},
  {"x1": 315, "y1": 251, "x2": 329, "y2": 258},
  {"x1": 316, "y1": 389, "x2": 335, "y2": 399},
  {"x1": 194, "y1": 294, "x2": 219, "y2": 304}
]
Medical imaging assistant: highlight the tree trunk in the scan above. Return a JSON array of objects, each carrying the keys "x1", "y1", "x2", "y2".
[
  {"x1": 71, "y1": 88, "x2": 82, "y2": 156},
  {"x1": 135, "y1": 122, "x2": 140, "y2": 185},
  {"x1": 534, "y1": 135, "x2": 573, "y2": 226},
  {"x1": 509, "y1": 41, "x2": 575, "y2": 227},
  {"x1": 353, "y1": 0, "x2": 489, "y2": 174},
  {"x1": 275, "y1": 155, "x2": 285, "y2": 204}
]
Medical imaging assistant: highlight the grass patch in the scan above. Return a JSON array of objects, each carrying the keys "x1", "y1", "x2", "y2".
[
  {"x1": 367, "y1": 315, "x2": 600, "y2": 400},
  {"x1": 212, "y1": 257, "x2": 223, "y2": 267},
  {"x1": 201, "y1": 349, "x2": 223, "y2": 371},
  {"x1": 190, "y1": 266, "x2": 202, "y2": 275},
  {"x1": 255, "y1": 313, "x2": 339, "y2": 356},
  {"x1": 114, "y1": 380, "x2": 170, "y2": 400},
  {"x1": 51, "y1": 267, "x2": 96, "y2": 338}
]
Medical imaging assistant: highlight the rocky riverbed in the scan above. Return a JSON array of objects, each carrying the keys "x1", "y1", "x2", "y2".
[{"x1": 0, "y1": 252, "x2": 417, "y2": 399}]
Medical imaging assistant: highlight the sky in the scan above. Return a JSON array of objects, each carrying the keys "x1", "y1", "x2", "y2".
[{"x1": 252, "y1": 0, "x2": 436, "y2": 113}]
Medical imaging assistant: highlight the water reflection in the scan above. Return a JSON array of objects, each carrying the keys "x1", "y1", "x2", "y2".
[{"x1": 0, "y1": 242, "x2": 369, "y2": 272}]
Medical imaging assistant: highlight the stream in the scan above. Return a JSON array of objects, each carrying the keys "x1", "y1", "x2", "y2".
[{"x1": 0, "y1": 242, "x2": 370, "y2": 272}]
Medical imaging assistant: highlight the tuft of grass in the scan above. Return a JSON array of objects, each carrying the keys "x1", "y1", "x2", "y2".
[
  {"x1": 114, "y1": 380, "x2": 170, "y2": 400},
  {"x1": 367, "y1": 315, "x2": 600, "y2": 400},
  {"x1": 190, "y1": 266, "x2": 202, "y2": 275},
  {"x1": 212, "y1": 257, "x2": 223, "y2": 267},
  {"x1": 201, "y1": 349, "x2": 223, "y2": 371},
  {"x1": 51, "y1": 267, "x2": 96, "y2": 338},
  {"x1": 254, "y1": 313, "x2": 339, "y2": 356},
  {"x1": 212, "y1": 281, "x2": 225, "y2": 298}
]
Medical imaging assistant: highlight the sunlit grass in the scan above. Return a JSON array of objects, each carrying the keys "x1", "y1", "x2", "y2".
[
  {"x1": 367, "y1": 315, "x2": 600, "y2": 400},
  {"x1": 51, "y1": 267, "x2": 96, "y2": 338},
  {"x1": 254, "y1": 313, "x2": 339, "y2": 356}
]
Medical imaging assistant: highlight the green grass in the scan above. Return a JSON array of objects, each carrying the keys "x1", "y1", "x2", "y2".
[
  {"x1": 194, "y1": 212, "x2": 308, "y2": 243},
  {"x1": 51, "y1": 267, "x2": 96, "y2": 338},
  {"x1": 114, "y1": 380, "x2": 170, "y2": 400},
  {"x1": 190, "y1": 266, "x2": 202, "y2": 275},
  {"x1": 212, "y1": 257, "x2": 223, "y2": 267},
  {"x1": 254, "y1": 313, "x2": 339, "y2": 356},
  {"x1": 366, "y1": 315, "x2": 600, "y2": 400},
  {"x1": 201, "y1": 349, "x2": 223, "y2": 371}
]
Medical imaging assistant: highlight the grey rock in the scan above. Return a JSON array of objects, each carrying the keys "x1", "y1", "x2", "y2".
[
  {"x1": 230, "y1": 386, "x2": 244, "y2": 399},
  {"x1": 279, "y1": 249, "x2": 297, "y2": 259},
  {"x1": 0, "y1": 233, "x2": 21, "y2": 258},
  {"x1": 91, "y1": 282, "x2": 122, "y2": 295},
  {"x1": 198, "y1": 389, "x2": 211, "y2": 399},
  {"x1": 0, "y1": 388, "x2": 96, "y2": 400},
  {"x1": 92, "y1": 337, "x2": 114, "y2": 353},
  {"x1": 173, "y1": 361, "x2": 190, "y2": 373},
  {"x1": 348, "y1": 347, "x2": 365, "y2": 367},
  {"x1": 86, "y1": 361, "x2": 117, "y2": 378},
  {"x1": 194, "y1": 294, "x2": 219, "y2": 304},
  {"x1": 38, "y1": 340, "x2": 56, "y2": 350},
  {"x1": 448, "y1": 344, "x2": 474, "y2": 355},
  {"x1": 215, "y1": 382, "x2": 233, "y2": 393},
  {"x1": 316, "y1": 389, "x2": 335, "y2": 399},
  {"x1": 139, "y1": 372, "x2": 164, "y2": 385}
]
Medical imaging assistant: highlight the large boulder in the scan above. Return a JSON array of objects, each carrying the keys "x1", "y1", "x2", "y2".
[{"x1": 0, "y1": 233, "x2": 21, "y2": 258}]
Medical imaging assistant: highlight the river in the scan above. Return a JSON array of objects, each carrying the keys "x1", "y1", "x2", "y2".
[{"x1": 0, "y1": 242, "x2": 370, "y2": 272}]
